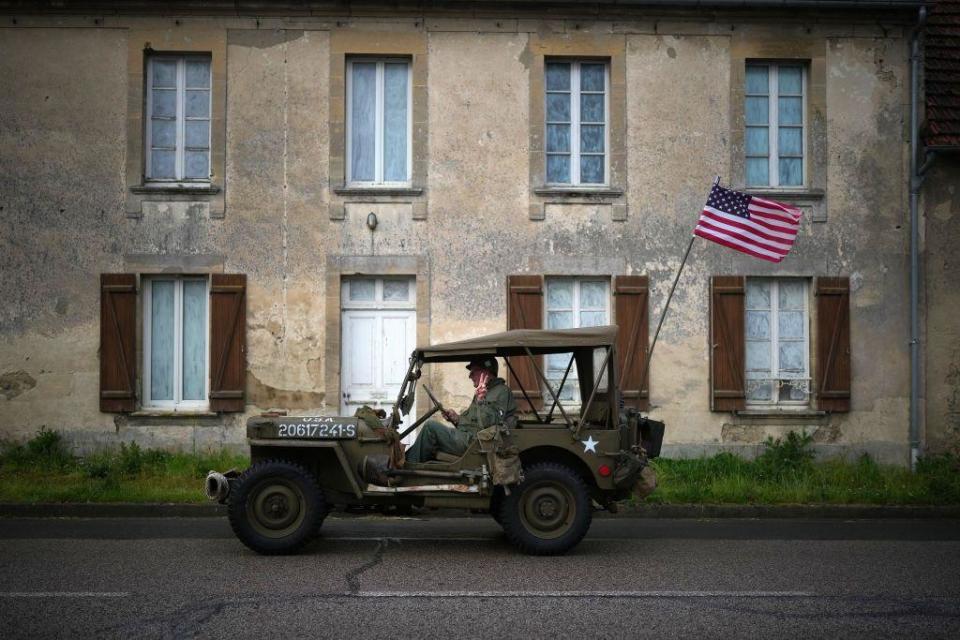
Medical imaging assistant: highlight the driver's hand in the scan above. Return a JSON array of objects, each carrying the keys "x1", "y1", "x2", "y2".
[{"x1": 442, "y1": 409, "x2": 459, "y2": 425}]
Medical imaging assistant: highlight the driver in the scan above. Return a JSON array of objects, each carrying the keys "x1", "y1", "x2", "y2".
[{"x1": 405, "y1": 357, "x2": 517, "y2": 463}]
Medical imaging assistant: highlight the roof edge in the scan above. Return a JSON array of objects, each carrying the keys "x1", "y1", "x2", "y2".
[{"x1": 0, "y1": 0, "x2": 929, "y2": 16}]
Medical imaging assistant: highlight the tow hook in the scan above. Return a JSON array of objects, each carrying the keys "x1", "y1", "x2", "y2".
[{"x1": 204, "y1": 469, "x2": 240, "y2": 504}]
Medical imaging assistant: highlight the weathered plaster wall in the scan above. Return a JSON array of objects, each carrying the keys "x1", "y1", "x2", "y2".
[
  {"x1": 627, "y1": 33, "x2": 731, "y2": 447},
  {"x1": 819, "y1": 36, "x2": 910, "y2": 460},
  {"x1": 0, "y1": 28, "x2": 126, "y2": 443},
  {"x1": 0, "y1": 15, "x2": 921, "y2": 463},
  {"x1": 425, "y1": 31, "x2": 531, "y2": 404},
  {"x1": 226, "y1": 28, "x2": 330, "y2": 413},
  {"x1": 622, "y1": 31, "x2": 912, "y2": 463},
  {"x1": 924, "y1": 157, "x2": 960, "y2": 455}
]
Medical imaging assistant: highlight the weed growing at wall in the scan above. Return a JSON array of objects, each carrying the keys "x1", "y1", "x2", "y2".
[
  {"x1": 0, "y1": 429, "x2": 248, "y2": 503},
  {"x1": 755, "y1": 431, "x2": 816, "y2": 480},
  {"x1": 1, "y1": 428, "x2": 958, "y2": 505},
  {"x1": 83, "y1": 443, "x2": 174, "y2": 480},
  {"x1": 0, "y1": 428, "x2": 75, "y2": 472},
  {"x1": 648, "y1": 430, "x2": 960, "y2": 506}
]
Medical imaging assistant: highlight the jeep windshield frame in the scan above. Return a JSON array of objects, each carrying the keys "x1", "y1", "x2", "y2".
[{"x1": 393, "y1": 326, "x2": 619, "y2": 438}]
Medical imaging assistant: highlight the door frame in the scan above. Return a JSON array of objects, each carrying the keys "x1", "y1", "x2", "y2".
[
  {"x1": 324, "y1": 255, "x2": 430, "y2": 418},
  {"x1": 340, "y1": 279, "x2": 417, "y2": 416}
]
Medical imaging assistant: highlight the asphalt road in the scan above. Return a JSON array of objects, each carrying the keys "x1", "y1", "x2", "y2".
[{"x1": 0, "y1": 516, "x2": 958, "y2": 639}]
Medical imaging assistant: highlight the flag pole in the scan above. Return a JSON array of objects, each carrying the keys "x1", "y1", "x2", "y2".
[
  {"x1": 639, "y1": 234, "x2": 697, "y2": 398},
  {"x1": 637, "y1": 176, "x2": 717, "y2": 405}
]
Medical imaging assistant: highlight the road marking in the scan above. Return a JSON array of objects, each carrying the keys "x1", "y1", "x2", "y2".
[
  {"x1": 0, "y1": 592, "x2": 130, "y2": 598},
  {"x1": 328, "y1": 536, "x2": 493, "y2": 542},
  {"x1": 324, "y1": 536, "x2": 725, "y2": 543},
  {"x1": 354, "y1": 590, "x2": 817, "y2": 598}
]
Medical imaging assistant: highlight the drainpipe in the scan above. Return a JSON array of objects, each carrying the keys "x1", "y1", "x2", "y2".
[{"x1": 909, "y1": 6, "x2": 931, "y2": 471}]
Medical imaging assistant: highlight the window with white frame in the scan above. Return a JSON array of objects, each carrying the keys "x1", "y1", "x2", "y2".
[
  {"x1": 545, "y1": 278, "x2": 610, "y2": 403},
  {"x1": 143, "y1": 276, "x2": 209, "y2": 409},
  {"x1": 745, "y1": 278, "x2": 810, "y2": 407},
  {"x1": 545, "y1": 60, "x2": 608, "y2": 186},
  {"x1": 342, "y1": 277, "x2": 415, "y2": 309},
  {"x1": 346, "y1": 58, "x2": 411, "y2": 185},
  {"x1": 745, "y1": 62, "x2": 805, "y2": 188},
  {"x1": 146, "y1": 55, "x2": 212, "y2": 182}
]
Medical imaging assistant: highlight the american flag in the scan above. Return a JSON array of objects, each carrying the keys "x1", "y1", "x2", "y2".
[{"x1": 694, "y1": 184, "x2": 803, "y2": 263}]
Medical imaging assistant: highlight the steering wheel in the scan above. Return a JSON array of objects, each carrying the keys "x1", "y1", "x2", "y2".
[{"x1": 421, "y1": 384, "x2": 446, "y2": 417}]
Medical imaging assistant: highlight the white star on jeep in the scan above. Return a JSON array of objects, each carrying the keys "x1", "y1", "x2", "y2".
[{"x1": 581, "y1": 435, "x2": 598, "y2": 454}]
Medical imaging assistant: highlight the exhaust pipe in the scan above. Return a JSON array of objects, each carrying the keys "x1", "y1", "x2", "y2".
[{"x1": 205, "y1": 470, "x2": 232, "y2": 504}]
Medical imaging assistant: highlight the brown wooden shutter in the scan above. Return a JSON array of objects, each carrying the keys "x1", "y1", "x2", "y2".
[
  {"x1": 815, "y1": 276, "x2": 851, "y2": 412},
  {"x1": 506, "y1": 275, "x2": 544, "y2": 411},
  {"x1": 710, "y1": 276, "x2": 746, "y2": 411},
  {"x1": 100, "y1": 274, "x2": 137, "y2": 412},
  {"x1": 210, "y1": 274, "x2": 246, "y2": 412},
  {"x1": 614, "y1": 275, "x2": 650, "y2": 411}
]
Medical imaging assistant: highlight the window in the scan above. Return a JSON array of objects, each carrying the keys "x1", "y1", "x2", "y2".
[
  {"x1": 745, "y1": 278, "x2": 809, "y2": 407},
  {"x1": 745, "y1": 63, "x2": 805, "y2": 187},
  {"x1": 346, "y1": 58, "x2": 411, "y2": 185},
  {"x1": 100, "y1": 273, "x2": 245, "y2": 413},
  {"x1": 143, "y1": 276, "x2": 209, "y2": 409},
  {"x1": 544, "y1": 278, "x2": 610, "y2": 402},
  {"x1": 507, "y1": 275, "x2": 647, "y2": 412},
  {"x1": 342, "y1": 277, "x2": 415, "y2": 308},
  {"x1": 545, "y1": 60, "x2": 608, "y2": 186},
  {"x1": 146, "y1": 55, "x2": 212, "y2": 182}
]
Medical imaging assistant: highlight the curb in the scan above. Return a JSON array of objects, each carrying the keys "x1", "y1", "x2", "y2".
[
  {"x1": 0, "y1": 503, "x2": 227, "y2": 518},
  {"x1": 1, "y1": 502, "x2": 959, "y2": 519},
  {"x1": 614, "y1": 504, "x2": 960, "y2": 519}
]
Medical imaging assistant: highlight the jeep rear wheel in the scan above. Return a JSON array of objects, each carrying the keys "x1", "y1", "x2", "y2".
[
  {"x1": 228, "y1": 460, "x2": 326, "y2": 555},
  {"x1": 498, "y1": 462, "x2": 592, "y2": 555}
]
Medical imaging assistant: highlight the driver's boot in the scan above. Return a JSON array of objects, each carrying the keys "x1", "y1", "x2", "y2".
[{"x1": 361, "y1": 454, "x2": 391, "y2": 486}]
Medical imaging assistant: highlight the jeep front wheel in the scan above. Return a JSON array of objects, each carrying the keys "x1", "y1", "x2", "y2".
[
  {"x1": 498, "y1": 462, "x2": 592, "y2": 555},
  {"x1": 228, "y1": 460, "x2": 326, "y2": 555}
]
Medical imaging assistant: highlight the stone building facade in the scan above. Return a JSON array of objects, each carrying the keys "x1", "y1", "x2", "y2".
[
  {"x1": 923, "y1": 0, "x2": 960, "y2": 456},
  {"x1": 1, "y1": 0, "x2": 955, "y2": 464}
]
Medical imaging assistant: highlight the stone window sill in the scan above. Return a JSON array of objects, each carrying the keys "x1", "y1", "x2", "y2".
[
  {"x1": 735, "y1": 409, "x2": 827, "y2": 418},
  {"x1": 130, "y1": 410, "x2": 218, "y2": 418},
  {"x1": 534, "y1": 186, "x2": 624, "y2": 199},
  {"x1": 334, "y1": 186, "x2": 424, "y2": 197},
  {"x1": 742, "y1": 188, "x2": 824, "y2": 202},
  {"x1": 130, "y1": 184, "x2": 221, "y2": 196}
]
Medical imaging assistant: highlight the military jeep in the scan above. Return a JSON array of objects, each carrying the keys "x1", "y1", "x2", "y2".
[{"x1": 206, "y1": 326, "x2": 664, "y2": 556}]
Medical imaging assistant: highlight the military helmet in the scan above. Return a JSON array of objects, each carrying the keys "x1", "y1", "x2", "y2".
[{"x1": 465, "y1": 356, "x2": 498, "y2": 376}]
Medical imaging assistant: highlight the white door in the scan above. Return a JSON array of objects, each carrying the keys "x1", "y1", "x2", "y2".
[{"x1": 341, "y1": 277, "x2": 417, "y2": 444}]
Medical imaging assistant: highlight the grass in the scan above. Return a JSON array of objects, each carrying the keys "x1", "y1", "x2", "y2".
[
  {"x1": 0, "y1": 428, "x2": 958, "y2": 505},
  {"x1": 0, "y1": 429, "x2": 248, "y2": 503},
  {"x1": 645, "y1": 432, "x2": 960, "y2": 505}
]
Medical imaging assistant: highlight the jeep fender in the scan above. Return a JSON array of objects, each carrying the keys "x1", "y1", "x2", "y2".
[{"x1": 249, "y1": 439, "x2": 364, "y2": 499}]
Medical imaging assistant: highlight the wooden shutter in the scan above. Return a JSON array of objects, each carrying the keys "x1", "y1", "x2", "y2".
[
  {"x1": 614, "y1": 275, "x2": 649, "y2": 411},
  {"x1": 815, "y1": 276, "x2": 851, "y2": 412},
  {"x1": 506, "y1": 275, "x2": 544, "y2": 411},
  {"x1": 710, "y1": 276, "x2": 746, "y2": 411},
  {"x1": 210, "y1": 274, "x2": 246, "y2": 412},
  {"x1": 100, "y1": 274, "x2": 137, "y2": 412}
]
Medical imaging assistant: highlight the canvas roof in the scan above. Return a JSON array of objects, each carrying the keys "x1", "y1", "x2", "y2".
[{"x1": 416, "y1": 326, "x2": 617, "y2": 361}]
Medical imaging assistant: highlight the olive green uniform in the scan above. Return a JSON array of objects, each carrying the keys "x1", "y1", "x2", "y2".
[{"x1": 405, "y1": 377, "x2": 516, "y2": 463}]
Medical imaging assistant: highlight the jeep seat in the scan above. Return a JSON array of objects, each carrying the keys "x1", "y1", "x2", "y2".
[
  {"x1": 434, "y1": 451, "x2": 460, "y2": 463},
  {"x1": 580, "y1": 392, "x2": 610, "y2": 427}
]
